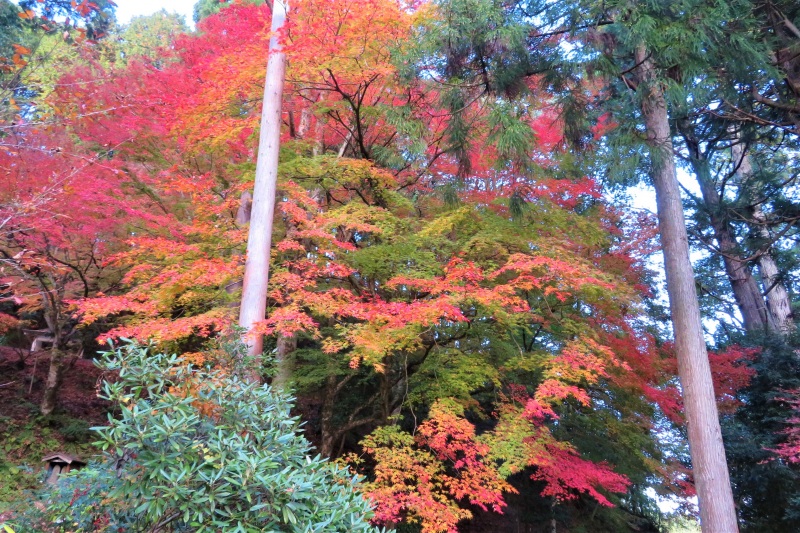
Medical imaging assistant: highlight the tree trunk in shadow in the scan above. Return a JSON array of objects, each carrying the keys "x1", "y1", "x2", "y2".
[
  {"x1": 272, "y1": 332, "x2": 296, "y2": 390},
  {"x1": 40, "y1": 348, "x2": 65, "y2": 416},
  {"x1": 320, "y1": 374, "x2": 339, "y2": 457},
  {"x1": 732, "y1": 140, "x2": 795, "y2": 333}
]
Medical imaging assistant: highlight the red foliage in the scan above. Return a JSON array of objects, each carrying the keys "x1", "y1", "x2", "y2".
[
  {"x1": 660, "y1": 343, "x2": 757, "y2": 417},
  {"x1": 527, "y1": 434, "x2": 631, "y2": 507},
  {"x1": 768, "y1": 390, "x2": 800, "y2": 464}
]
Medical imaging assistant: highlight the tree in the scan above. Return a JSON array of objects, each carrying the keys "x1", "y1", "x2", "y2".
[
  {"x1": 631, "y1": 46, "x2": 737, "y2": 530},
  {"x1": 0, "y1": 12, "x2": 170, "y2": 414},
  {"x1": 721, "y1": 335, "x2": 800, "y2": 531},
  {"x1": 193, "y1": 0, "x2": 262, "y2": 23},
  {"x1": 403, "y1": 0, "x2": 742, "y2": 527},
  {"x1": 118, "y1": 10, "x2": 188, "y2": 65},
  {"x1": 0, "y1": 117, "x2": 148, "y2": 414},
  {"x1": 239, "y1": 0, "x2": 290, "y2": 385},
  {"x1": 45, "y1": 2, "x2": 762, "y2": 530}
]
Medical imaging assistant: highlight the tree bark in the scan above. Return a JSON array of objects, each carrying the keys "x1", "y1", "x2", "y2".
[
  {"x1": 634, "y1": 46, "x2": 739, "y2": 532},
  {"x1": 731, "y1": 141, "x2": 794, "y2": 333},
  {"x1": 238, "y1": 0, "x2": 289, "y2": 384},
  {"x1": 320, "y1": 374, "x2": 340, "y2": 457},
  {"x1": 756, "y1": 240, "x2": 793, "y2": 333},
  {"x1": 273, "y1": 333, "x2": 295, "y2": 390},
  {"x1": 40, "y1": 348, "x2": 65, "y2": 416}
]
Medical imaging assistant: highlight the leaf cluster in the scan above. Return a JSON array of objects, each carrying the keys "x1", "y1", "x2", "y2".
[{"x1": 12, "y1": 342, "x2": 380, "y2": 532}]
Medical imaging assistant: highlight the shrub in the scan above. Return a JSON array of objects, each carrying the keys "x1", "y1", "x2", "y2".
[{"x1": 10, "y1": 342, "x2": 380, "y2": 532}]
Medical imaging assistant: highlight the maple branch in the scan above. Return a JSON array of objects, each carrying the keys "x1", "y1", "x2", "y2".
[
  {"x1": 48, "y1": 253, "x2": 91, "y2": 298},
  {"x1": 0, "y1": 105, "x2": 143, "y2": 131},
  {"x1": 332, "y1": 373, "x2": 356, "y2": 397}
]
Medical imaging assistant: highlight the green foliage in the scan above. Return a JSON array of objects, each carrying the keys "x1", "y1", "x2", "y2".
[
  {"x1": 119, "y1": 10, "x2": 188, "y2": 64},
  {"x1": 192, "y1": 0, "x2": 261, "y2": 23},
  {"x1": 0, "y1": 0, "x2": 23, "y2": 56},
  {"x1": 10, "y1": 342, "x2": 380, "y2": 532},
  {"x1": 722, "y1": 333, "x2": 800, "y2": 531},
  {"x1": 407, "y1": 348, "x2": 498, "y2": 407},
  {"x1": 9, "y1": 462, "x2": 133, "y2": 532}
]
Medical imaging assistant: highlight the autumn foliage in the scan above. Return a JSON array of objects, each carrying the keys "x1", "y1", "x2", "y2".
[{"x1": 0, "y1": 1, "x2": 764, "y2": 531}]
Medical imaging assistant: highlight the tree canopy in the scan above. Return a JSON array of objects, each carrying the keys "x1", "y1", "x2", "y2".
[{"x1": 2, "y1": 0, "x2": 800, "y2": 531}]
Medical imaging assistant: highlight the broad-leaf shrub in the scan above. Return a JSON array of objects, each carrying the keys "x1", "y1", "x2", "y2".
[{"x1": 14, "y1": 342, "x2": 379, "y2": 532}]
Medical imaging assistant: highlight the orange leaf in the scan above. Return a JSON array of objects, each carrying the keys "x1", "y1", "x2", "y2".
[{"x1": 12, "y1": 44, "x2": 31, "y2": 55}]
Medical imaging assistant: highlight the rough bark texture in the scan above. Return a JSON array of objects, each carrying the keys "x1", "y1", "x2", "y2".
[
  {"x1": 238, "y1": 0, "x2": 288, "y2": 384},
  {"x1": 732, "y1": 141, "x2": 794, "y2": 333},
  {"x1": 756, "y1": 240, "x2": 794, "y2": 332},
  {"x1": 634, "y1": 47, "x2": 739, "y2": 532}
]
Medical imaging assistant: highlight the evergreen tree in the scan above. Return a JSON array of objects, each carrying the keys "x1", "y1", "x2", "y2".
[{"x1": 723, "y1": 334, "x2": 800, "y2": 531}]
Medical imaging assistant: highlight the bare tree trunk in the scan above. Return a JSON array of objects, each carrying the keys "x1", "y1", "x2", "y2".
[
  {"x1": 756, "y1": 240, "x2": 793, "y2": 332},
  {"x1": 235, "y1": 190, "x2": 252, "y2": 226},
  {"x1": 320, "y1": 374, "x2": 339, "y2": 457},
  {"x1": 238, "y1": 0, "x2": 289, "y2": 384},
  {"x1": 706, "y1": 215, "x2": 772, "y2": 332},
  {"x1": 634, "y1": 47, "x2": 739, "y2": 532},
  {"x1": 732, "y1": 141, "x2": 794, "y2": 333},
  {"x1": 274, "y1": 333, "x2": 296, "y2": 391},
  {"x1": 40, "y1": 348, "x2": 65, "y2": 416}
]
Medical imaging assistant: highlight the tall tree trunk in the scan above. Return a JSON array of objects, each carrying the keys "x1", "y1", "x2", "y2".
[
  {"x1": 238, "y1": 0, "x2": 289, "y2": 385},
  {"x1": 732, "y1": 141, "x2": 794, "y2": 333},
  {"x1": 680, "y1": 133, "x2": 772, "y2": 332},
  {"x1": 755, "y1": 236, "x2": 793, "y2": 332},
  {"x1": 40, "y1": 348, "x2": 65, "y2": 416},
  {"x1": 633, "y1": 47, "x2": 739, "y2": 532}
]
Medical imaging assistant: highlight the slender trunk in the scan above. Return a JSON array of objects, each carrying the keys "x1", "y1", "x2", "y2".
[
  {"x1": 273, "y1": 333, "x2": 295, "y2": 391},
  {"x1": 238, "y1": 0, "x2": 289, "y2": 384},
  {"x1": 295, "y1": 89, "x2": 315, "y2": 140},
  {"x1": 313, "y1": 96, "x2": 324, "y2": 156},
  {"x1": 634, "y1": 47, "x2": 738, "y2": 532},
  {"x1": 235, "y1": 190, "x2": 253, "y2": 226},
  {"x1": 732, "y1": 141, "x2": 794, "y2": 333},
  {"x1": 683, "y1": 146, "x2": 772, "y2": 332},
  {"x1": 320, "y1": 374, "x2": 339, "y2": 457},
  {"x1": 40, "y1": 348, "x2": 65, "y2": 416}
]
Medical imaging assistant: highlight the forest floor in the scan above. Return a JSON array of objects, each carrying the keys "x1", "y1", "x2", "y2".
[{"x1": 0, "y1": 346, "x2": 108, "y2": 515}]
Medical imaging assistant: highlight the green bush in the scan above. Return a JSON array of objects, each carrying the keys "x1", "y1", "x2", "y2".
[{"x1": 8, "y1": 342, "x2": 380, "y2": 532}]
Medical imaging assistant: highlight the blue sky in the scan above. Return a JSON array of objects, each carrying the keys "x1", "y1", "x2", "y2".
[{"x1": 115, "y1": 0, "x2": 197, "y2": 26}]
